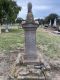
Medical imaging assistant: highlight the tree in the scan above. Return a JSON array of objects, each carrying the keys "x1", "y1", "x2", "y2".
[
  {"x1": 35, "y1": 18, "x2": 44, "y2": 25},
  {"x1": 45, "y1": 13, "x2": 58, "y2": 25},
  {"x1": 39, "y1": 19, "x2": 44, "y2": 25},
  {"x1": 0, "y1": 0, "x2": 21, "y2": 24},
  {"x1": 16, "y1": 17, "x2": 23, "y2": 24}
]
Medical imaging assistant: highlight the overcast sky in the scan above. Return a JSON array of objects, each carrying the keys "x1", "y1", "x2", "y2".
[{"x1": 16, "y1": 0, "x2": 60, "y2": 19}]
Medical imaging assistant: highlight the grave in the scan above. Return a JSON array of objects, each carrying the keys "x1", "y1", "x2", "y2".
[
  {"x1": 53, "y1": 18, "x2": 57, "y2": 27},
  {"x1": 53, "y1": 18, "x2": 58, "y2": 30},
  {"x1": 53, "y1": 19, "x2": 60, "y2": 34},
  {"x1": 44, "y1": 24, "x2": 48, "y2": 29},
  {"x1": 58, "y1": 26, "x2": 60, "y2": 32},
  {"x1": 9, "y1": 2, "x2": 51, "y2": 80},
  {"x1": 49, "y1": 20, "x2": 51, "y2": 27},
  {"x1": 0, "y1": 27, "x2": 1, "y2": 34},
  {"x1": 5, "y1": 24, "x2": 9, "y2": 33}
]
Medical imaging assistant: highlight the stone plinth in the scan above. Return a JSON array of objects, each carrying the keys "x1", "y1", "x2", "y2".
[{"x1": 22, "y1": 23, "x2": 39, "y2": 63}]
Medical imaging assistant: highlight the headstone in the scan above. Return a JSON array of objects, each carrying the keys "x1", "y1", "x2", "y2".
[
  {"x1": 49, "y1": 20, "x2": 51, "y2": 26},
  {"x1": 44, "y1": 24, "x2": 48, "y2": 29},
  {"x1": 58, "y1": 26, "x2": 60, "y2": 32},
  {"x1": 53, "y1": 18, "x2": 57, "y2": 27},
  {"x1": 0, "y1": 27, "x2": 1, "y2": 34},
  {"x1": 5, "y1": 24, "x2": 9, "y2": 33}
]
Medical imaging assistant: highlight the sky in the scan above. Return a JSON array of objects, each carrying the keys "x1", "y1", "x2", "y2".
[{"x1": 15, "y1": 0, "x2": 60, "y2": 19}]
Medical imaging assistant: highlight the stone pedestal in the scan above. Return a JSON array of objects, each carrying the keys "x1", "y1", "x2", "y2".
[{"x1": 22, "y1": 23, "x2": 39, "y2": 63}]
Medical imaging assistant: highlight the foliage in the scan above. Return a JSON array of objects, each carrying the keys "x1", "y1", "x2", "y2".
[
  {"x1": 0, "y1": 0, "x2": 21, "y2": 24},
  {"x1": 16, "y1": 18, "x2": 23, "y2": 24},
  {"x1": 45, "y1": 13, "x2": 58, "y2": 25},
  {"x1": 36, "y1": 13, "x2": 59, "y2": 26},
  {"x1": 37, "y1": 19, "x2": 44, "y2": 25}
]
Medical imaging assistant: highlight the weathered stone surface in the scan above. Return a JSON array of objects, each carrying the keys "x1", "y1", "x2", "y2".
[
  {"x1": 14, "y1": 64, "x2": 45, "y2": 80},
  {"x1": 22, "y1": 2, "x2": 39, "y2": 62},
  {"x1": 22, "y1": 24, "x2": 39, "y2": 62}
]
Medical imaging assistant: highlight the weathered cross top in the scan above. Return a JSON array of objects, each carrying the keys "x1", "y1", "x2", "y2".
[
  {"x1": 28, "y1": 2, "x2": 32, "y2": 13},
  {"x1": 26, "y1": 2, "x2": 34, "y2": 23}
]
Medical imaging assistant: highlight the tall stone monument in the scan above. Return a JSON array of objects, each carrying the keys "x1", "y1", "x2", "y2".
[
  {"x1": 10, "y1": 2, "x2": 51, "y2": 80},
  {"x1": 22, "y1": 2, "x2": 39, "y2": 63}
]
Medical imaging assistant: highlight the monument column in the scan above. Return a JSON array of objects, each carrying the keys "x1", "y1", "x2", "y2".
[{"x1": 22, "y1": 24, "x2": 39, "y2": 61}]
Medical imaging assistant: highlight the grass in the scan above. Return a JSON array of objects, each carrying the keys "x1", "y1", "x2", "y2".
[
  {"x1": 0, "y1": 29, "x2": 24, "y2": 51},
  {"x1": 37, "y1": 28, "x2": 60, "y2": 59},
  {"x1": 0, "y1": 27, "x2": 60, "y2": 59}
]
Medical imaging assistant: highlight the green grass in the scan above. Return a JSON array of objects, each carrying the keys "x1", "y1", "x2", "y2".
[
  {"x1": 37, "y1": 28, "x2": 60, "y2": 59},
  {"x1": 0, "y1": 29, "x2": 24, "y2": 51},
  {"x1": 0, "y1": 27, "x2": 60, "y2": 59}
]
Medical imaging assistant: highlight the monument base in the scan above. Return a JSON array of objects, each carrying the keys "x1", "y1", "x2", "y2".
[{"x1": 9, "y1": 53, "x2": 51, "y2": 80}]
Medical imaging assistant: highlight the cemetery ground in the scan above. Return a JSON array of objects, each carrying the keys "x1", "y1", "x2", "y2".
[
  {"x1": 0, "y1": 26, "x2": 60, "y2": 80},
  {"x1": 0, "y1": 26, "x2": 60, "y2": 59}
]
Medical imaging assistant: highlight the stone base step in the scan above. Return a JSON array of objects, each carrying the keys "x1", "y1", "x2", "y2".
[
  {"x1": 17, "y1": 76, "x2": 45, "y2": 80},
  {"x1": 23, "y1": 60, "x2": 40, "y2": 65}
]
